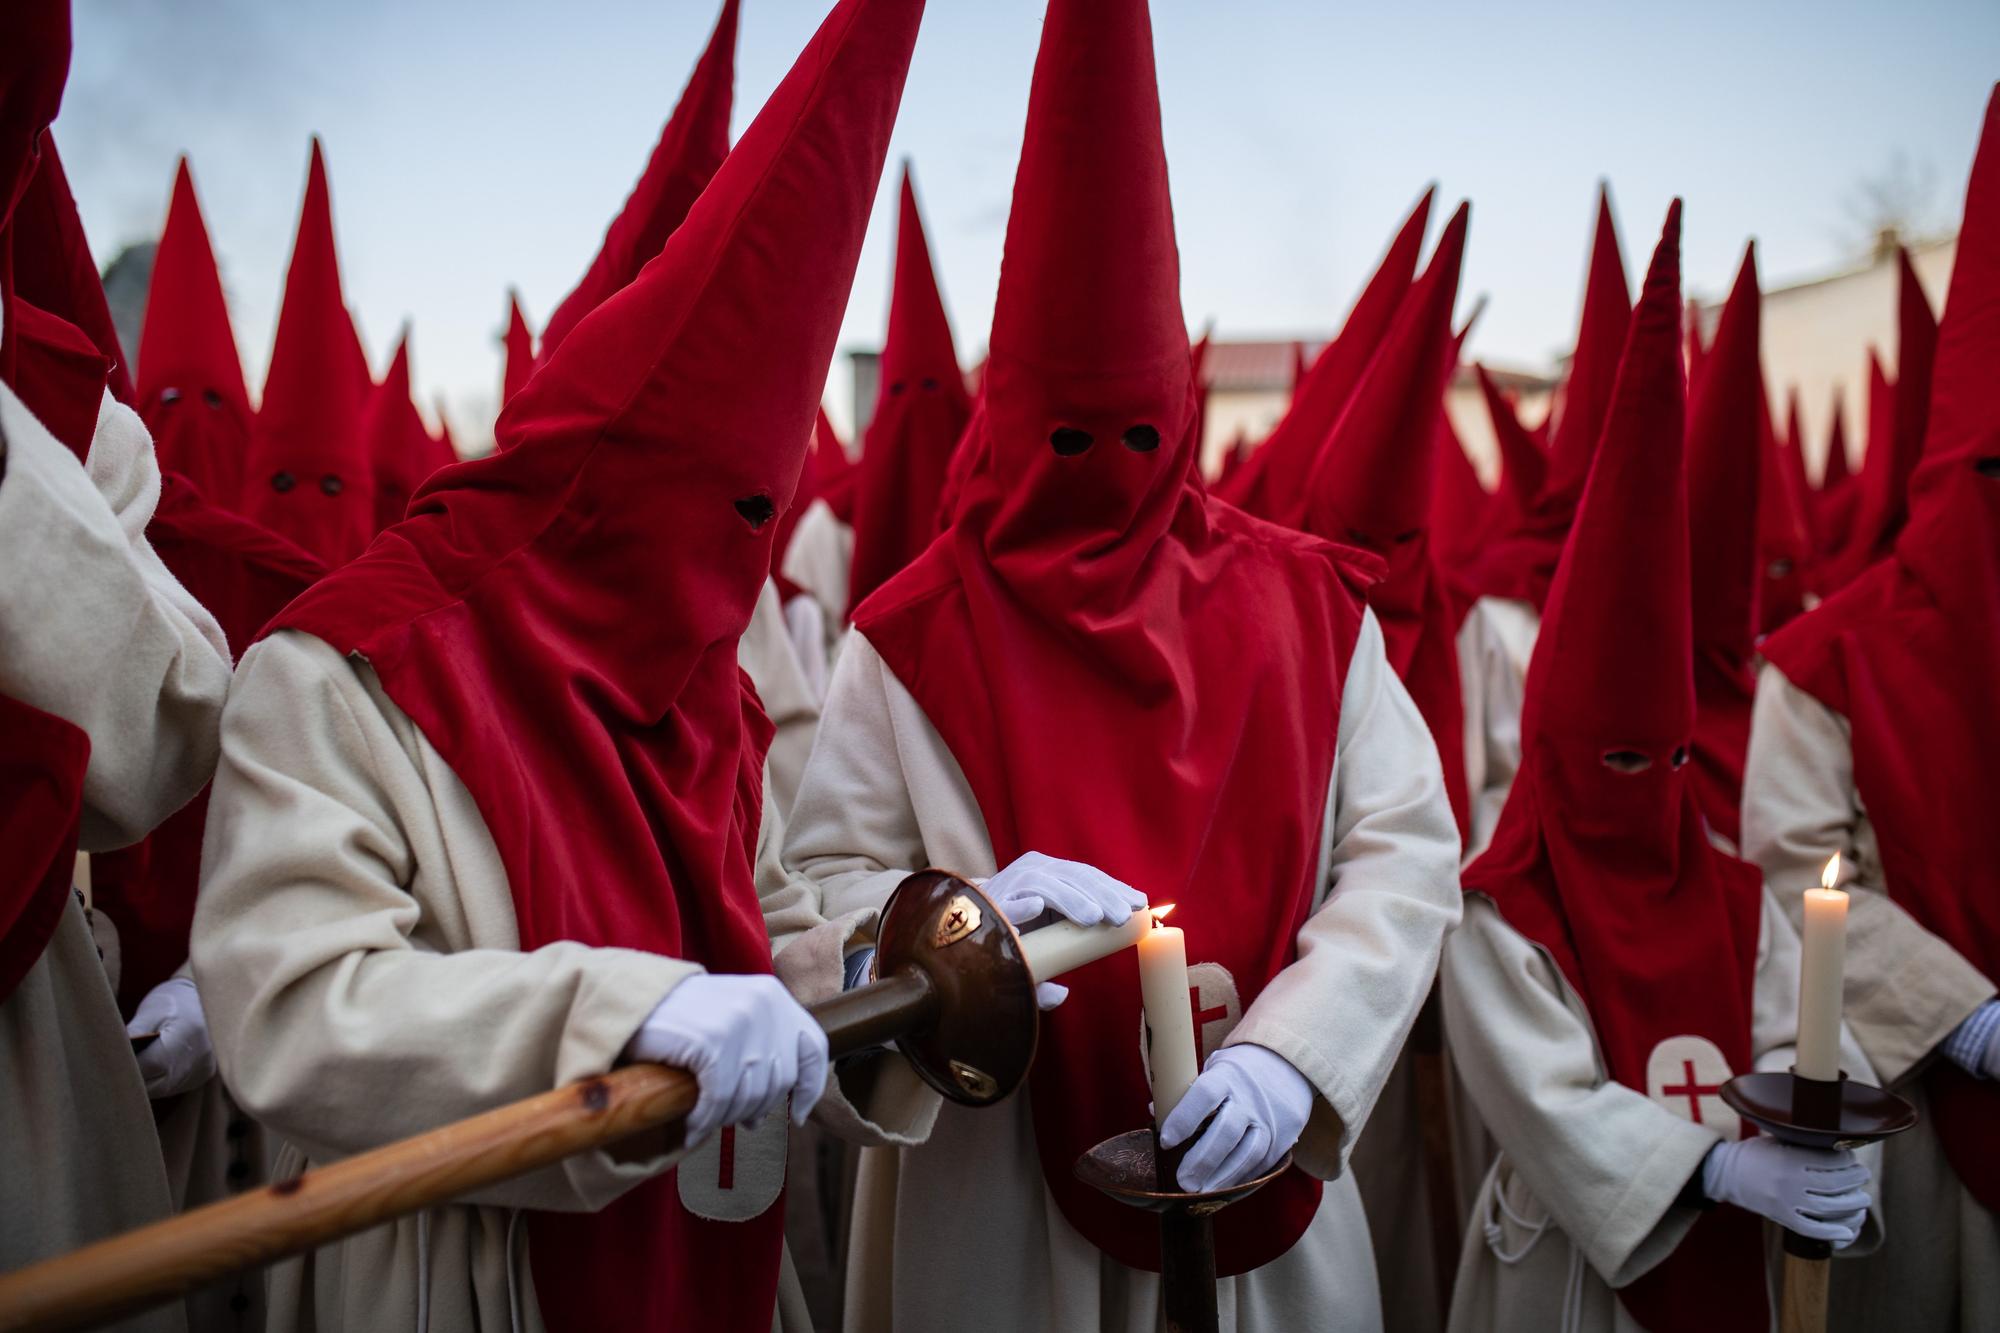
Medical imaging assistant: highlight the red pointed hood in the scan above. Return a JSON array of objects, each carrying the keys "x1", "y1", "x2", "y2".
[
  {"x1": 138, "y1": 158, "x2": 253, "y2": 502},
  {"x1": 431, "y1": 398, "x2": 458, "y2": 463},
  {"x1": 1683, "y1": 243, "x2": 1762, "y2": 842},
  {"x1": 1762, "y1": 83, "x2": 2000, "y2": 1214},
  {"x1": 1477, "y1": 364, "x2": 1549, "y2": 532},
  {"x1": 536, "y1": 0, "x2": 736, "y2": 360},
  {"x1": 271, "y1": 1, "x2": 923, "y2": 1328},
  {"x1": 1826, "y1": 251, "x2": 1937, "y2": 587},
  {"x1": 1523, "y1": 202, "x2": 1692, "y2": 787},
  {"x1": 1821, "y1": 396, "x2": 1852, "y2": 490},
  {"x1": 1460, "y1": 188, "x2": 1630, "y2": 612},
  {"x1": 500, "y1": 289, "x2": 533, "y2": 405},
  {"x1": 0, "y1": 0, "x2": 75, "y2": 429},
  {"x1": 1220, "y1": 189, "x2": 1432, "y2": 518},
  {"x1": 1686, "y1": 244, "x2": 1762, "y2": 665},
  {"x1": 1304, "y1": 201, "x2": 1468, "y2": 549},
  {"x1": 1466, "y1": 200, "x2": 1772, "y2": 1330},
  {"x1": 1543, "y1": 184, "x2": 1634, "y2": 512},
  {"x1": 1304, "y1": 200, "x2": 1472, "y2": 834},
  {"x1": 845, "y1": 163, "x2": 971, "y2": 613},
  {"x1": 1431, "y1": 407, "x2": 1491, "y2": 580},
  {"x1": 239, "y1": 139, "x2": 374, "y2": 565},
  {"x1": 9, "y1": 136, "x2": 133, "y2": 405},
  {"x1": 363, "y1": 332, "x2": 443, "y2": 531},
  {"x1": 1754, "y1": 371, "x2": 1814, "y2": 634}
]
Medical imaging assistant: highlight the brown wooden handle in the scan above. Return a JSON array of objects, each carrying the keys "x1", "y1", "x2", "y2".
[
  {"x1": 1780, "y1": 1252, "x2": 1829, "y2": 1333},
  {"x1": 0, "y1": 975, "x2": 942, "y2": 1333},
  {"x1": 0, "y1": 1063, "x2": 695, "y2": 1333}
]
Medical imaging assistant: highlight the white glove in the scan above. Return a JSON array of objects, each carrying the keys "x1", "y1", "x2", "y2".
[
  {"x1": 1700, "y1": 1136, "x2": 1870, "y2": 1247},
  {"x1": 1941, "y1": 999, "x2": 2000, "y2": 1079},
  {"x1": 1157, "y1": 1044, "x2": 1314, "y2": 1194},
  {"x1": 983, "y1": 852, "x2": 1147, "y2": 1011},
  {"x1": 624, "y1": 974, "x2": 829, "y2": 1144},
  {"x1": 126, "y1": 976, "x2": 216, "y2": 1099}
]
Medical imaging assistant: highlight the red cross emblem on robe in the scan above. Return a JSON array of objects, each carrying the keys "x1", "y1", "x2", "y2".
[
  {"x1": 677, "y1": 1098, "x2": 789, "y2": 1222},
  {"x1": 1644, "y1": 1035, "x2": 1742, "y2": 1139}
]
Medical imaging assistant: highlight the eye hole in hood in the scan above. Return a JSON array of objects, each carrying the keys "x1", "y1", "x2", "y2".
[
  {"x1": 1050, "y1": 427, "x2": 1093, "y2": 457},
  {"x1": 1601, "y1": 749, "x2": 1654, "y2": 774},
  {"x1": 734, "y1": 494, "x2": 777, "y2": 530}
]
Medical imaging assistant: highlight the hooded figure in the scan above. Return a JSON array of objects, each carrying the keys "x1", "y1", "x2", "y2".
[
  {"x1": 1214, "y1": 188, "x2": 1431, "y2": 520},
  {"x1": 1444, "y1": 203, "x2": 1873, "y2": 1333},
  {"x1": 534, "y1": 0, "x2": 736, "y2": 362},
  {"x1": 137, "y1": 159, "x2": 254, "y2": 507},
  {"x1": 0, "y1": 4, "x2": 233, "y2": 1322},
  {"x1": 1746, "y1": 83, "x2": 2000, "y2": 1333},
  {"x1": 364, "y1": 331, "x2": 445, "y2": 531},
  {"x1": 500, "y1": 290, "x2": 535, "y2": 406},
  {"x1": 842, "y1": 164, "x2": 971, "y2": 615},
  {"x1": 787, "y1": 1, "x2": 1460, "y2": 1326},
  {"x1": 192, "y1": 3, "x2": 924, "y2": 1331},
  {"x1": 238, "y1": 139, "x2": 375, "y2": 566},
  {"x1": 1819, "y1": 250, "x2": 1937, "y2": 592},
  {"x1": 1684, "y1": 244, "x2": 1762, "y2": 847}
]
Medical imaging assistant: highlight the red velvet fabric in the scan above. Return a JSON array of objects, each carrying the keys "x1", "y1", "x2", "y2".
[
  {"x1": 811, "y1": 404, "x2": 857, "y2": 524},
  {"x1": 857, "y1": 0, "x2": 1376, "y2": 1277},
  {"x1": 1461, "y1": 189, "x2": 1629, "y2": 612},
  {"x1": 0, "y1": 0, "x2": 70, "y2": 404},
  {"x1": 0, "y1": 696, "x2": 88, "y2": 1006},
  {"x1": 138, "y1": 159, "x2": 254, "y2": 508},
  {"x1": 844, "y1": 167, "x2": 970, "y2": 614},
  {"x1": 535, "y1": 0, "x2": 735, "y2": 363},
  {"x1": 1762, "y1": 83, "x2": 2000, "y2": 1213},
  {"x1": 1214, "y1": 189, "x2": 1430, "y2": 520},
  {"x1": 501, "y1": 291, "x2": 534, "y2": 406},
  {"x1": 1821, "y1": 251, "x2": 1936, "y2": 591},
  {"x1": 1684, "y1": 246, "x2": 1762, "y2": 846},
  {"x1": 239, "y1": 140, "x2": 375, "y2": 566},
  {"x1": 1465, "y1": 205, "x2": 1770, "y2": 1333},
  {"x1": 11, "y1": 138, "x2": 133, "y2": 404},
  {"x1": 269, "y1": 3, "x2": 919, "y2": 1327},
  {"x1": 365, "y1": 336, "x2": 443, "y2": 532},
  {"x1": 1303, "y1": 202, "x2": 1471, "y2": 836},
  {"x1": 1430, "y1": 405, "x2": 1490, "y2": 583}
]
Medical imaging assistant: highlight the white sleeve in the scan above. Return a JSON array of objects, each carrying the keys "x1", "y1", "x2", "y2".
[
  {"x1": 192, "y1": 632, "x2": 698, "y2": 1212},
  {"x1": 1228, "y1": 608, "x2": 1464, "y2": 1177},
  {"x1": 1440, "y1": 897, "x2": 1716, "y2": 1286},
  {"x1": 0, "y1": 388, "x2": 230, "y2": 848}
]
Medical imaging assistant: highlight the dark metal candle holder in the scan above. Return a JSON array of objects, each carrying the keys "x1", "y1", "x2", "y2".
[
  {"x1": 1074, "y1": 1128, "x2": 1291, "y2": 1333},
  {"x1": 1719, "y1": 1069, "x2": 1916, "y2": 1333}
]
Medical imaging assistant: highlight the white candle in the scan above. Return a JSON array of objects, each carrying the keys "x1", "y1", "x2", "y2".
[
  {"x1": 1138, "y1": 909, "x2": 1198, "y2": 1127},
  {"x1": 1796, "y1": 855, "x2": 1849, "y2": 1082},
  {"x1": 1017, "y1": 909, "x2": 1150, "y2": 982}
]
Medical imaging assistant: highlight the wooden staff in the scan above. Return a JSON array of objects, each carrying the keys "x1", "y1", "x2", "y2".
[{"x1": 0, "y1": 870, "x2": 1047, "y2": 1333}]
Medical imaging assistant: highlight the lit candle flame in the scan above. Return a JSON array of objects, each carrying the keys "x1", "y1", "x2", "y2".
[
  {"x1": 1821, "y1": 854, "x2": 1843, "y2": 892},
  {"x1": 1150, "y1": 903, "x2": 1176, "y2": 926}
]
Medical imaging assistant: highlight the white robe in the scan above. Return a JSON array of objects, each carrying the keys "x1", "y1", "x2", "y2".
[
  {"x1": 779, "y1": 498, "x2": 852, "y2": 653},
  {"x1": 192, "y1": 630, "x2": 921, "y2": 1333},
  {"x1": 1446, "y1": 594, "x2": 1540, "y2": 1233},
  {"x1": 784, "y1": 612, "x2": 1464, "y2": 1332},
  {"x1": 1740, "y1": 664, "x2": 2000, "y2": 1332},
  {"x1": 0, "y1": 386, "x2": 233, "y2": 1333},
  {"x1": 1440, "y1": 892, "x2": 1881, "y2": 1333},
  {"x1": 741, "y1": 578, "x2": 823, "y2": 815}
]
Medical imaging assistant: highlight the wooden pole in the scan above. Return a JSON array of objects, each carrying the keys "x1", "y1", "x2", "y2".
[
  {"x1": 1779, "y1": 1252, "x2": 1829, "y2": 1333},
  {"x1": 0, "y1": 972, "x2": 936, "y2": 1333}
]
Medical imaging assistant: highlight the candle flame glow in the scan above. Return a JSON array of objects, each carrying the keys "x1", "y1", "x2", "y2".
[
  {"x1": 1821, "y1": 854, "x2": 1842, "y2": 892},
  {"x1": 1150, "y1": 904, "x2": 1176, "y2": 925}
]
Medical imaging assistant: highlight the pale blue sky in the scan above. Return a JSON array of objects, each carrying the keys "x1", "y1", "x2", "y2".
[{"x1": 55, "y1": 0, "x2": 2000, "y2": 443}]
